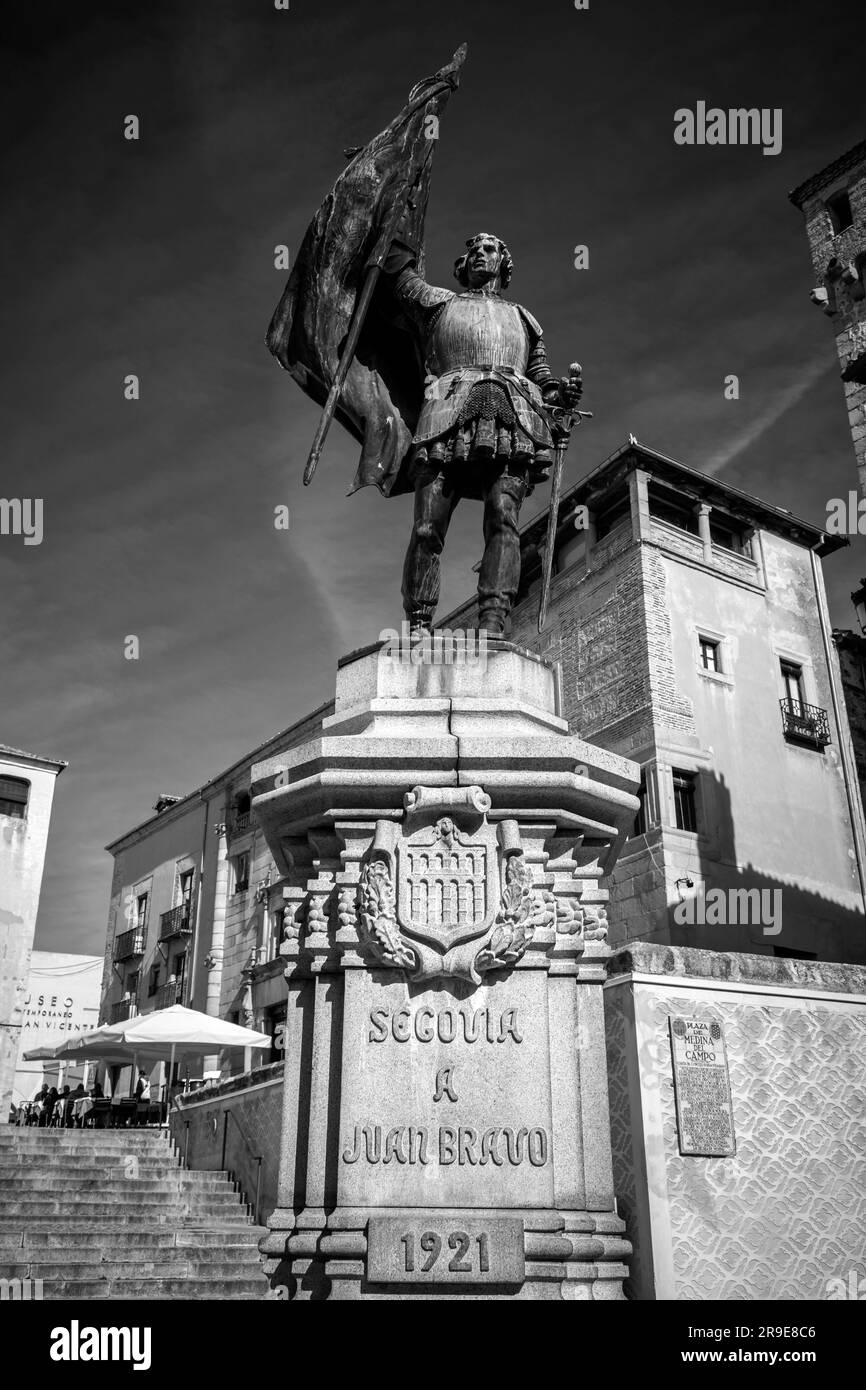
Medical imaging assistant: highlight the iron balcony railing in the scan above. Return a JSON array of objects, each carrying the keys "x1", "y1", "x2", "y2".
[
  {"x1": 780, "y1": 698, "x2": 831, "y2": 748},
  {"x1": 228, "y1": 811, "x2": 251, "y2": 838},
  {"x1": 110, "y1": 997, "x2": 139, "y2": 1024},
  {"x1": 113, "y1": 926, "x2": 146, "y2": 962},
  {"x1": 154, "y1": 979, "x2": 187, "y2": 1010},
  {"x1": 159, "y1": 905, "x2": 194, "y2": 941}
]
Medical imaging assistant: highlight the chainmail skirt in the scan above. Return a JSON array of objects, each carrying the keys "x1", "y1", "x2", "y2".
[{"x1": 410, "y1": 383, "x2": 555, "y2": 487}]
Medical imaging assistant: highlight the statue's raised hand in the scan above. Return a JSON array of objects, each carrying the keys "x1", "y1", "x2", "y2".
[{"x1": 556, "y1": 372, "x2": 583, "y2": 408}]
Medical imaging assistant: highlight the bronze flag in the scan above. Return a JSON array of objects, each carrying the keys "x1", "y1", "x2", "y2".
[{"x1": 267, "y1": 45, "x2": 467, "y2": 497}]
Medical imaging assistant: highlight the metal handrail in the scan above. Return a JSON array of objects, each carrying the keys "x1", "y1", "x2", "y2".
[{"x1": 220, "y1": 1107, "x2": 263, "y2": 1226}]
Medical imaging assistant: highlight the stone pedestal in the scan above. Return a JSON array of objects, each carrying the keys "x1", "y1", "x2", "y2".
[{"x1": 252, "y1": 639, "x2": 640, "y2": 1299}]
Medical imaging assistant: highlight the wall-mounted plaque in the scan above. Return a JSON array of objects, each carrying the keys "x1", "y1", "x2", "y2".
[{"x1": 669, "y1": 1016, "x2": 736, "y2": 1157}]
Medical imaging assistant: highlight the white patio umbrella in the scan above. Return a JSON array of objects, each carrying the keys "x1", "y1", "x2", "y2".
[
  {"x1": 118, "y1": 1006, "x2": 271, "y2": 1099},
  {"x1": 46, "y1": 1007, "x2": 270, "y2": 1117},
  {"x1": 51, "y1": 1024, "x2": 134, "y2": 1065}
]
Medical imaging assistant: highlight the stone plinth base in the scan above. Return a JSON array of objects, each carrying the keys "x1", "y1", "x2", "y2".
[{"x1": 252, "y1": 640, "x2": 640, "y2": 1300}]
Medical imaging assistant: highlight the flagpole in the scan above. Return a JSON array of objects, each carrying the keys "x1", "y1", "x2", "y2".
[
  {"x1": 303, "y1": 263, "x2": 381, "y2": 486},
  {"x1": 303, "y1": 154, "x2": 432, "y2": 488}
]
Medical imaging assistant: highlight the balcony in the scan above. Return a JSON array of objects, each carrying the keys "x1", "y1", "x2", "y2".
[
  {"x1": 780, "y1": 698, "x2": 831, "y2": 749},
  {"x1": 159, "y1": 905, "x2": 194, "y2": 941},
  {"x1": 153, "y1": 979, "x2": 187, "y2": 1010},
  {"x1": 227, "y1": 811, "x2": 251, "y2": 839},
  {"x1": 113, "y1": 926, "x2": 145, "y2": 962},
  {"x1": 110, "y1": 997, "x2": 138, "y2": 1024}
]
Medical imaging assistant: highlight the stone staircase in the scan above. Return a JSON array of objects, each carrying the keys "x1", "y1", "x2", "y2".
[{"x1": 0, "y1": 1127, "x2": 270, "y2": 1299}]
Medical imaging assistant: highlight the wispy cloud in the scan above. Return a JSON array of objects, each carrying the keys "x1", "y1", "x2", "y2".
[{"x1": 703, "y1": 356, "x2": 835, "y2": 476}]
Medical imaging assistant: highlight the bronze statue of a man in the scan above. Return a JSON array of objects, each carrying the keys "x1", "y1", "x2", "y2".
[
  {"x1": 266, "y1": 46, "x2": 583, "y2": 638},
  {"x1": 385, "y1": 231, "x2": 582, "y2": 634}
]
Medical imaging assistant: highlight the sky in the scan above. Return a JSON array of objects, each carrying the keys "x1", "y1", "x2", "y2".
[{"x1": 1, "y1": 0, "x2": 864, "y2": 955}]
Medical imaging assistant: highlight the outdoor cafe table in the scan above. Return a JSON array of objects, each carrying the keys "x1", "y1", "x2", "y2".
[{"x1": 72, "y1": 1097, "x2": 94, "y2": 1123}]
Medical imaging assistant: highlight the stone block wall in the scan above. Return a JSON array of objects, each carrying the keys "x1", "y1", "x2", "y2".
[{"x1": 170, "y1": 1061, "x2": 284, "y2": 1223}]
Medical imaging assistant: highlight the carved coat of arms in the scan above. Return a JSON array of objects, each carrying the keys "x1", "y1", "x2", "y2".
[{"x1": 356, "y1": 785, "x2": 555, "y2": 983}]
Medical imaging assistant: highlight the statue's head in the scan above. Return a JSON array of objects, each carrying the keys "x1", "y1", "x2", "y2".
[{"x1": 454, "y1": 232, "x2": 513, "y2": 290}]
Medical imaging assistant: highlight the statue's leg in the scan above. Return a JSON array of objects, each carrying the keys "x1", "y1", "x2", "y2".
[
  {"x1": 477, "y1": 467, "x2": 528, "y2": 635},
  {"x1": 401, "y1": 465, "x2": 459, "y2": 631}
]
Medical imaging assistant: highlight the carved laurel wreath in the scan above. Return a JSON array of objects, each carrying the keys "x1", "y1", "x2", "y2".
[{"x1": 357, "y1": 857, "x2": 417, "y2": 971}]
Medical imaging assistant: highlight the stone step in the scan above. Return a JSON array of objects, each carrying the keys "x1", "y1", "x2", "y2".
[
  {"x1": 0, "y1": 1226, "x2": 266, "y2": 1251},
  {"x1": 2, "y1": 1200, "x2": 247, "y2": 1219},
  {"x1": 0, "y1": 1128, "x2": 173, "y2": 1141},
  {"x1": 0, "y1": 1205, "x2": 249, "y2": 1226},
  {"x1": 0, "y1": 1136, "x2": 175, "y2": 1149},
  {"x1": 0, "y1": 1242, "x2": 262, "y2": 1266},
  {"x1": 0, "y1": 1256, "x2": 267, "y2": 1280},
  {"x1": 0, "y1": 1158, "x2": 186, "y2": 1173},
  {"x1": 0, "y1": 1128, "x2": 266, "y2": 1298},
  {"x1": 32, "y1": 1276, "x2": 269, "y2": 1300},
  {"x1": 0, "y1": 1216, "x2": 255, "y2": 1235},
  {"x1": 0, "y1": 1175, "x2": 236, "y2": 1193}
]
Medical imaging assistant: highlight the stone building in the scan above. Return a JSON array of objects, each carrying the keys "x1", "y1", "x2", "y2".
[
  {"x1": 832, "y1": 606, "x2": 866, "y2": 816},
  {"x1": 444, "y1": 441, "x2": 866, "y2": 962},
  {"x1": 99, "y1": 441, "x2": 866, "y2": 1056},
  {"x1": 11, "y1": 949, "x2": 102, "y2": 1106},
  {"x1": 0, "y1": 743, "x2": 66, "y2": 1118},
  {"x1": 95, "y1": 446, "x2": 866, "y2": 1297},
  {"x1": 99, "y1": 705, "x2": 327, "y2": 1066},
  {"x1": 790, "y1": 139, "x2": 866, "y2": 495}
]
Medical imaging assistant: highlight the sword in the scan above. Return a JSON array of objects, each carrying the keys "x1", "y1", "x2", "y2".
[{"x1": 536, "y1": 362, "x2": 591, "y2": 633}]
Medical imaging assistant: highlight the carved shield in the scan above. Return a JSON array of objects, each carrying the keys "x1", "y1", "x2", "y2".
[{"x1": 396, "y1": 816, "x2": 498, "y2": 952}]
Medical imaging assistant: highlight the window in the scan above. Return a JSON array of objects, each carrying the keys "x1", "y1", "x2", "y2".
[
  {"x1": 826, "y1": 189, "x2": 854, "y2": 234},
  {"x1": 135, "y1": 892, "x2": 148, "y2": 930},
  {"x1": 126, "y1": 970, "x2": 140, "y2": 999},
  {"x1": 263, "y1": 906, "x2": 285, "y2": 962},
  {"x1": 234, "y1": 851, "x2": 250, "y2": 894},
  {"x1": 709, "y1": 515, "x2": 753, "y2": 558},
  {"x1": 594, "y1": 486, "x2": 631, "y2": 540},
  {"x1": 147, "y1": 964, "x2": 161, "y2": 998},
  {"x1": 779, "y1": 659, "x2": 830, "y2": 747},
  {"x1": 647, "y1": 483, "x2": 698, "y2": 535},
  {"x1": 0, "y1": 776, "x2": 29, "y2": 819},
  {"x1": 781, "y1": 660, "x2": 805, "y2": 710},
  {"x1": 699, "y1": 637, "x2": 720, "y2": 673},
  {"x1": 178, "y1": 869, "x2": 194, "y2": 921},
  {"x1": 672, "y1": 770, "x2": 698, "y2": 833}
]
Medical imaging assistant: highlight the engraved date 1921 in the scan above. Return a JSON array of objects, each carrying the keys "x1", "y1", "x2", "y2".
[
  {"x1": 366, "y1": 1214, "x2": 525, "y2": 1285},
  {"x1": 401, "y1": 1229, "x2": 490, "y2": 1274}
]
